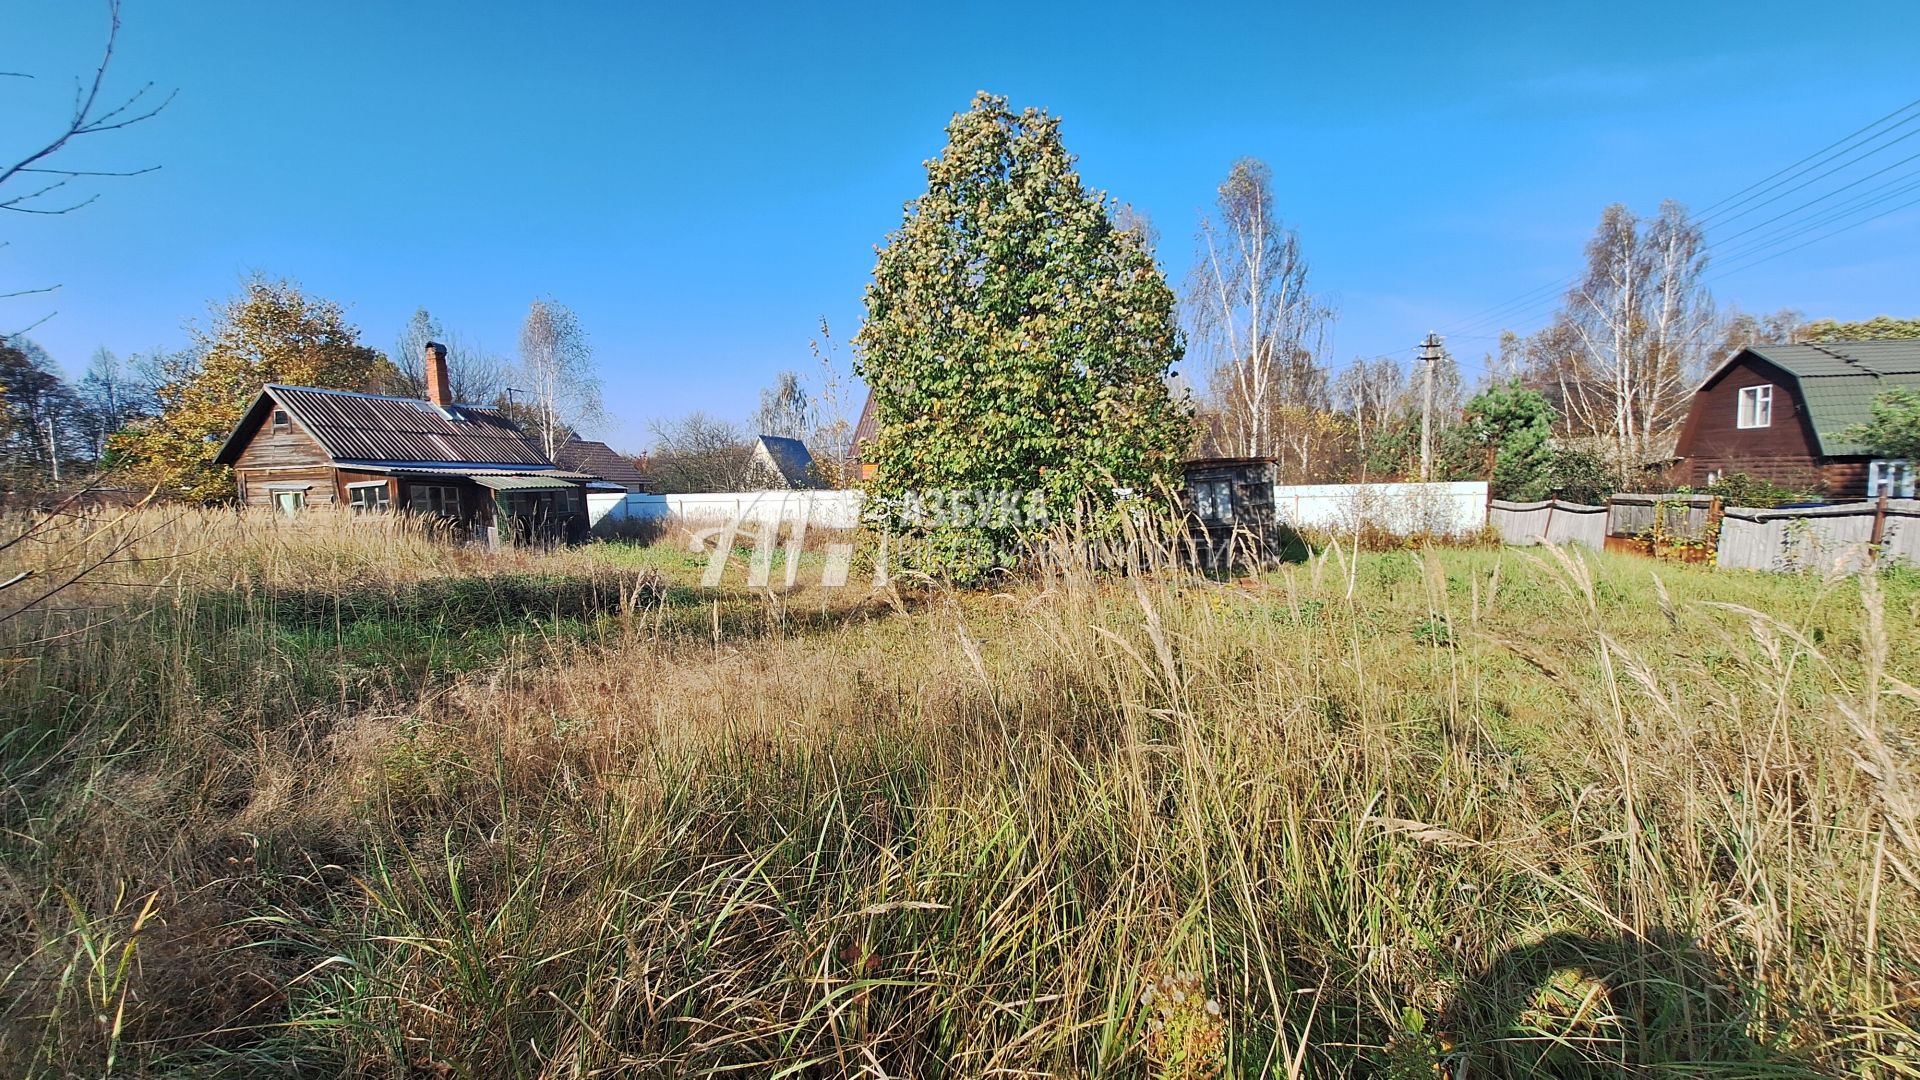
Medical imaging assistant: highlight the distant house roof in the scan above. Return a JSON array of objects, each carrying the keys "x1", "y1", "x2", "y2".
[
  {"x1": 554, "y1": 437, "x2": 650, "y2": 491},
  {"x1": 1706, "y1": 341, "x2": 1920, "y2": 457},
  {"x1": 851, "y1": 392, "x2": 878, "y2": 450},
  {"x1": 214, "y1": 384, "x2": 552, "y2": 468},
  {"x1": 752, "y1": 435, "x2": 819, "y2": 488}
]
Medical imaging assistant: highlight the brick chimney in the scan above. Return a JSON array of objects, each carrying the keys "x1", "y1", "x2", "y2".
[{"x1": 424, "y1": 341, "x2": 452, "y2": 408}]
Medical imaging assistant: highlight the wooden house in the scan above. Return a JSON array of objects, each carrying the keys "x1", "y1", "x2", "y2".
[
  {"x1": 212, "y1": 343, "x2": 602, "y2": 543},
  {"x1": 1674, "y1": 340, "x2": 1919, "y2": 499}
]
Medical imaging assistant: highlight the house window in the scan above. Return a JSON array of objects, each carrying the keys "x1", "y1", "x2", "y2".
[
  {"x1": 271, "y1": 410, "x2": 291, "y2": 433},
  {"x1": 271, "y1": 490, "x2": 305, "y2": 517},
  {"x1": 408, "y1": 484, "x2": 461, "y2": 516},
  {"x1": 1704, "y1": 468, "x2": 1724, "y2": 486},
  {"x1": 1868, "y1": 459, "x2": 1914, "y2": 499},
  {"x1": 348, "y1": 482, "x2": 391, "y2": 514},
  {"x1": 1192, "y1": 479, "x2": 1235, "y2": 523},
  {"x1": 1737, "y1": 385, "x2": 1773, "y2": 429}
]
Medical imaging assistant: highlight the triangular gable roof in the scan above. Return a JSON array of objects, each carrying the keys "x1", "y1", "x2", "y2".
[
  {"x1": 1695, "y1": 341, "x2": 1920, "y2": 457},
  {"x1": 753, "y1": 435, "x2": 818, "y2": 488},
  {"x1": 214, "y1": 385, "x2": 552, "y2": 468}
]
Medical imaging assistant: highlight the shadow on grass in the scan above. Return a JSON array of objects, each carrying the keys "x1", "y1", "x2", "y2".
[
  {"x1": 1437, "y1": 929, "x2": 1804, "y2": 1077},
  {"x1": 191, "y1": 570, "x2": 907, "y2": 658}
]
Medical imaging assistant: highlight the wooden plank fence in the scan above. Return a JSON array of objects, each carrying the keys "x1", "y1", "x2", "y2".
[
  {"x1": 1488, "y1": 499, "x2": 1607, "y2": 549},
  {"x1": 1492, "y1": 492, "x2": 1919, "y2": 574},
  {"x1": 1718, "y1": 498, "x2": 1919, "y2": 573},
  {"x1": 1607, "y1": 493, "x2": 1717, "y2": 540}
]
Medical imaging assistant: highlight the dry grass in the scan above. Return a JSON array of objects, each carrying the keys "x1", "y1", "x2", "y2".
[{"x1": 1, "y1": 506, "x2": 1917, "y2": 1077}]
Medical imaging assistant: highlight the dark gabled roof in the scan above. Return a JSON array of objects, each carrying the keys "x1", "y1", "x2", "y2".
[
  {"x1": 214, "y1": 384, "x2": 551, "y2": 467},
  {"x1": 851, "y1": 391, "x2": 878, "y2": 450},
  {"x1": 1705, "y1": 341, "x2": 1920, "y2": 457},
  {"x1": 553, "y1": 437, "x2": 650, "y2": 490},
  {"x1": 753, "y1": 435, "x2": 818, "y2": 488}
]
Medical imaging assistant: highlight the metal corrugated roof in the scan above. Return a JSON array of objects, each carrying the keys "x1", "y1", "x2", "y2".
[
  {"x1": 554, "y1": 438, "x2": 650, "y2": 489},
  {"x1": 257, "y1": 385, "x2": 551, "y2": 466},
  {"x1": 754, "y1": 435, "x2": 819, "y2": 488},
  {"x1": 851, "y1": 392, "x2": 878, "y2": 449},
  {"x1": 1741, "y1": 342, "x2": 1920, "y2": 456},
  {"x1": 471, "y1": 475, "x2": 584, "y2": 491}
]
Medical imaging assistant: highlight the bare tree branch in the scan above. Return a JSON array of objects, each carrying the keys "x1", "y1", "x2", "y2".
[{"x1": 0, "y1": 0, "x2": 174, "y2": 212}]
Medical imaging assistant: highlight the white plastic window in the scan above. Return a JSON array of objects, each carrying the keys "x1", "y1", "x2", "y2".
[
  {"x1": 1737, "y1": 385, "x2": 1773, "y2": 428},
  {"x1": 1868, "y1": 459, "x2": 1914, "y2": 499}
]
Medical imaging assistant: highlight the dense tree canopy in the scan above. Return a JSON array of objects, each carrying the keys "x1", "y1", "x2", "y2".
[
  {"x1": 111, "y1": 279, "x2": 394, "y2": 501},
  {"x1": 1847, "y1": 388, "x2": 1920, "y2": 462},
  {"x1": 1803, "y1": 315, "x2": 1920, "y2": 343},
  {"x1": 854, "y1": 92, "x2": 1191, "y2": 556}
]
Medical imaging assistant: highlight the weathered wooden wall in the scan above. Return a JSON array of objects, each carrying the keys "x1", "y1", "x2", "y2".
[{"x1": 232, "y1": 411, "x2": 337, "y2": 507}]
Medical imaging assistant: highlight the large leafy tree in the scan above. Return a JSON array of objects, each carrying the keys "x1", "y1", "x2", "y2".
[
  {"x1": 855, "y1": 92, "x2": 1191, "y2": 552},
  {"x1": 1847, "y1": 388, "x2": 1920, "y2": 461},
  {"x1": 111, "y1": 278, "x2": 394, "y2": 501}
]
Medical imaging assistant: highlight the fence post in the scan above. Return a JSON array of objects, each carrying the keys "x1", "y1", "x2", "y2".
[
  {"x1": 1870, "y1": 488, "x2": 1891, "y2": 561},
  {"x1": 1542, "y1": 500, "x2": 1556, "y2": 544},
  {"x1": 1708, "y1": 495, "x2": 1724, "y2": 564}
]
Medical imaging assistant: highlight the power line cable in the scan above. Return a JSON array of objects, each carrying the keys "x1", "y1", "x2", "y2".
[
  {"x1": 1694, "y1": 95, "x2": 1920, "y2": 220},
  {"x1": 1436, "y1": 95, "x2": 1920, "y2": 340}
]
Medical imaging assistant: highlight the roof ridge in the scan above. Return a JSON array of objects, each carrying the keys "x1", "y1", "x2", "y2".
[
  {"x1": 267, "y1": 383, "x2": 499, "y2": 411},
  {"x1": 1800, "y1": 341, "x2": 1885, "y2": 377}
]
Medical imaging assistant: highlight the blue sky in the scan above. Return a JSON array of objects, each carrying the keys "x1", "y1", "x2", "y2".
[{"x1": 7, "y1": 1, "x2": 1918, "y2": 451}]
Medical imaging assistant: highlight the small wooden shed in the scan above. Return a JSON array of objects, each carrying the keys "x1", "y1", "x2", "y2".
[{"x1": 1181, "y1": 457, "x2": 1282, "y2": 569}]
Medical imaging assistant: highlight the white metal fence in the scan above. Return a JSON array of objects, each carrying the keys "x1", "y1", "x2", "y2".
[
  {"x1": 1272, "y1": 481, "x2": 1488, "y2": 537},
  {"x1": 589, "y1": 490, "x2": 866, "y2": 531},
  {"x1": 591, "y1": 483, "x2": 1494, "y2": 540}
]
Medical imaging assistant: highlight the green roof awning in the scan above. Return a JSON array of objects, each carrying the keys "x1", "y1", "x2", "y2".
[{"x1": 472, "y1": 475, "x2": 582, "y2": 492}]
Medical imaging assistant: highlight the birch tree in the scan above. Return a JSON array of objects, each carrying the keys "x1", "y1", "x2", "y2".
[
  {"x1": 394, "y1": 308, "x2": 507, "y2": 405},
  {"x1": 1333, "y1": 355, "x2": 1406, "y2": 463},
  {"x1": 751, "y1": 370, "x2": 812, "y2": 440},
  {"x1": 516, "y1": 298, "x2": 604, "y2": 461},
  {"x1": 1529, "y1": 201, "x2": 1715, "y2": 468},
  {"x1": 1186, "y1": 158, "x2": 1332, "y2": 459}
]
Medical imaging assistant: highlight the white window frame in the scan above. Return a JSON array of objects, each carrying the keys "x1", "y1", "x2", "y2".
[
  {"x1": 1736, "y1": 384, "x2": 1773, "y2": 429},
  {"x1": 271, "y1": 489, "x2": 306, "y2": 517},
  {"x1": 347, "y1": 481, "x2": 391, "y2": 515},
  {"x1": 1704, "y1": 468, "x2": 1723, "y2": 487},
  {"x1": 1867, "y1": 459, "x2": 1914, "y2": 499},
  {"x1": 271, "y1": 409, "x2": 291, "y2": 433}
]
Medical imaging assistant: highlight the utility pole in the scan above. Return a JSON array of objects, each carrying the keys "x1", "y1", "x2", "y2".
[{"x1": 1418, "y1": 332, "x2": 1443, "y2": 482}]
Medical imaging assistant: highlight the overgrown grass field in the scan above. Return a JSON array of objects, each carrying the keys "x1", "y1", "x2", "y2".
[{"x1": 1, "y1": 507, "x2": 1917, "y2": 1077}]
